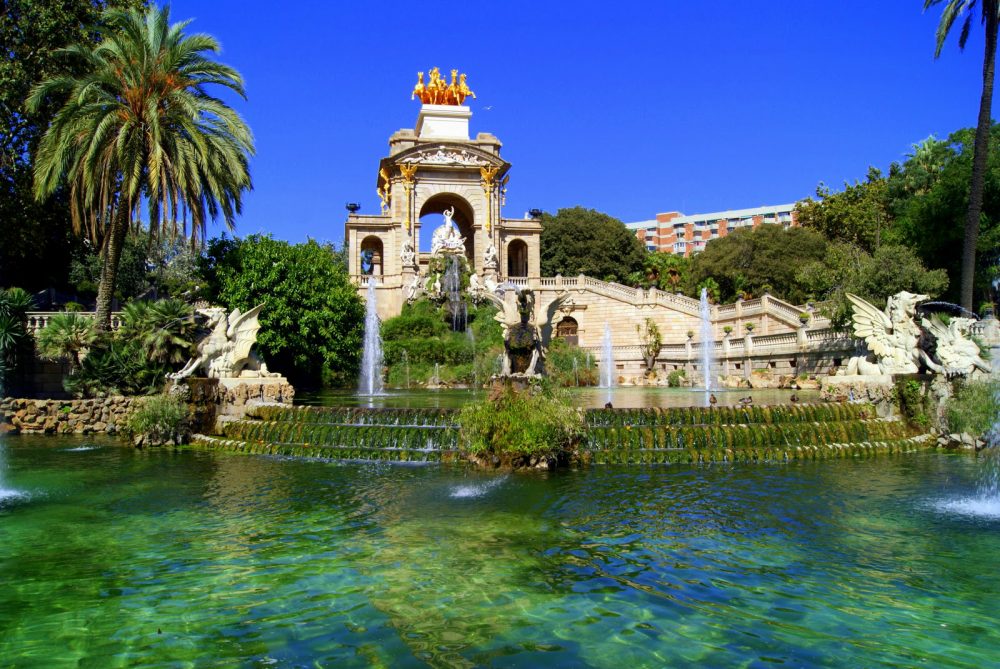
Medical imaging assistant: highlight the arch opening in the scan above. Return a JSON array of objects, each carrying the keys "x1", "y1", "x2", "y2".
[
  {"x1": 507, "y1": 239, "x2": 528, "y2": 277},
  {"x1": 360, "y1": 236, "x2": 384, "y2": 275},
  {"x1": 418, "y1": 194, "x2": 475, "y2": 260}
]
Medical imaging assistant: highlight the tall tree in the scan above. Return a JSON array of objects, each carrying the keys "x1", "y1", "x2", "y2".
[
  {"x1": 0, "y1": 0, "x2": 142, "y2": 291},
  {"x1": 539, "y1": 207, "x2": 646, "y2": 284},
  {"x1": 29, "y1": 5, "x2": 253, "y2": 329},
  {"x1": 925, "y1": 0, "x2": 1000, "y2": 310}
]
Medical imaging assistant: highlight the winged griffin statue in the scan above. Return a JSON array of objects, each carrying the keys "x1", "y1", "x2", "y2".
[
  {"x1": 478, "y1": 287, "x2": 571, "y2": 377},
  {"x1": 843, "y1": 292, "x2": 989, "y2": 378},
  {"x1": 843, "y1": 292, "x2": 927, "y2": 375},
  {"x1": 920, "y1": 314, "x2": 991, "y2": 377},
  {"x1": 170, "y1": 305, "x2": 277, "y2": 380}
]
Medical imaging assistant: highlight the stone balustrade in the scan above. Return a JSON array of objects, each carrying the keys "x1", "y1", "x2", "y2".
[{"x1": 25, "y1": 311, "x2": 124, "y2": 336}]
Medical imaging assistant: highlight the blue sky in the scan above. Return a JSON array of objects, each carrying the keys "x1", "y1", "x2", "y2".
[{"x1": 168, "y1": 0, "x2": 988, "y2": 246}]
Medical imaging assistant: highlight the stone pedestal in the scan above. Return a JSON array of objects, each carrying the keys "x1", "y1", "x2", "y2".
[
  {"x1": 415, "y1": 104, "x2": 471, "y2": 140},
  {"x1": 185, "y1": 377, "x2": 295, "y2": 434}
]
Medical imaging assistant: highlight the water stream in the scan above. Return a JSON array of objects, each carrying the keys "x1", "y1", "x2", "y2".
[
  {"x1": 599, "y1": 323, "x2": 615, "y2": 401},
  {"x1": 699, "y1": 287, "x2": 716, "y2": 393},
  {"x1": 359, "y1": 278, "x2": 384, "y2": 396}
]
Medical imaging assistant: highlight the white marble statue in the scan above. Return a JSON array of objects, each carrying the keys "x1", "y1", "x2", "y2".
[
  {"x1": 430, "y1": 207, "x2": 465, "y2": 255},
  {"x1": 170, "y1": 305, "x2": 278, "y2": 380},
  {"x1": 400, "y1": 241, "x2": 416, "y2": 267},
  {"x1": 404, "y1": 272, "x2": 422, "y2": 301},
  {"x1": 483, "y1": 243, "x2": 498, "y2": 269},
  {"x1": 921, "y1": 314, "x2": 991, "y2": 377},
  {"x1": 468, "y1": 273, "x2": 481, "y2": 293},
  {"x1": 843, "y1": 292, "x2": 927, "y2": 375},
  {"x1": 841, "y1": 291, "x2": 990, "y2": 379}
]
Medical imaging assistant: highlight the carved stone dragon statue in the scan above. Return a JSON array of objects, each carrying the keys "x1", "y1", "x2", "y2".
[
  {"x1": 170, "y1": 305, "x2": 278, "y2": 380},
  {"x1": 842, "y1": 292, "x2": 989, "y2": 378}
]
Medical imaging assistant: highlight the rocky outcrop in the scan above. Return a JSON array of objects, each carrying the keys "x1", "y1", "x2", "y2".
[{"x1": 0, "y1": 396, "x2": 139, "y2": 434}]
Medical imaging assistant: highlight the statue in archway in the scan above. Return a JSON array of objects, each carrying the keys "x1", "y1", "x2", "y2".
[{"x1": 430, "y1": 206, "x2": 465, "y2": 255}]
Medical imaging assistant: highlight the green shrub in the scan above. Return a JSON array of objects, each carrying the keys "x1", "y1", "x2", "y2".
[
  {"x1": 458, "y1": 383, "x2": 585, "y2": 467},
  {"x1": 946, "y1": 380, "x2": 999, "y2": 437},
  {"x1": 381, "y1": 299, "x2": 502, "y2": 387},
  {"x1": 545, "y1": 337, "x2": 597, "y2": 386},
  {"x1": 125, "y1": 394, "x2": 189, "y2": 447},
  {"x1": 667, "y1": 369, "x2": 686, "y2": 387}
]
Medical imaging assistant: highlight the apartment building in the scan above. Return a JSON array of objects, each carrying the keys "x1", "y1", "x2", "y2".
[{"x1": 626, "y1": 204, "x2": 799, "y2": 256}]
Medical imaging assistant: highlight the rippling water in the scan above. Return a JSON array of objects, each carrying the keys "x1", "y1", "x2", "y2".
[{"x1": 2, "y1": 435, "x2": 999, "y2": 667}]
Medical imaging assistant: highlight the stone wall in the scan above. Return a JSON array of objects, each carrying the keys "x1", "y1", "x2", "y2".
[
  {"x1": 0, "y1": 396, "x2": 139, "y2": 434},
  {"x1": 1, "y1": 378, "x2": 296, "y2": 438}
]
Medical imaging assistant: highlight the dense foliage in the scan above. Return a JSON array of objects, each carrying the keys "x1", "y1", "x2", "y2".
[
  {"x1": 797, "y1": 127, "x2": 1000, "y2": 311},
  {"x1": 30, "y1": 5, "x2": 253, "y2": 328},
  {"x1": 35, "y1": 312, "x2": 97, "y2": 370},
  {"x1": 49, "y1": 298, "x2": 196, "y2": 397},
  {"x1": 0, "y1": 0, "x2": 143, "y2": 292},
  {"x1": 627, "y1": 252, "x2": 691, "y2": 292},
  {"x1": 797, "y1": 243, "x2": 949, "y2": 327},
  {"x1": 381, "y1": 299, "x2": 502, "y2": 387},
  {"x1": 458, "y1": 383, "x2": 585, "y2": 467},
  {"x1": 544, "y1": 338, "x2": 597, "y2": 387},
  {"x1": 946, "y1": 379, "x2": 999, "y2": 437},
  {"x1": 124, "y1": 393, "x2": 189, "y2": 447},
  {"x1": 199, "y1": 235, "x2": 364, "y2": 387},
  {"x1": 685, "y1": 226, "x2": 828, "y2": 304},
  {"x1": 0, "y1": 287, "x2": 35, "y2": 390},
  {"x1": 540, "y1": 207, "x2": 646, "y2": 283}
]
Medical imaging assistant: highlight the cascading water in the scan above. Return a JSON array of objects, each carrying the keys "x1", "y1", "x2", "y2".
[
  {"x1": 0, "y1": 382, "x2": 18, "y2": 503},
  {"x1": 359, "y1": 279, "x2": 385, "y2": 396},
  {"x1": 467, "y1": 328, "x2": 477, "y2": 389},
  {"x1": 699, "y1": 287, "x2": 717, "y2": 393},
  {"x1": 599, "y1": 323, "x2": 615, "y2": 404},
  {"x1": 937, "y1": 381, "x2": 1000, "y2": 518},
  {"x1": 443, "y1": 255, "x2": 466, "y2": 331},
  {"x1": 0, "y1": 434, "x2": 11, "y2": 502}
]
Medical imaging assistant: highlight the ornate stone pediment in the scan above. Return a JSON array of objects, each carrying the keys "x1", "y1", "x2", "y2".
[{"x1": 397, "y1": 146, "x2": 499, "y2": 168}]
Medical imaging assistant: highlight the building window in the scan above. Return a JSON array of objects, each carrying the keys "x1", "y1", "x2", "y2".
[
  {"x1": 555, "y1": 317, "x2": 578, "y2": 346},
  {"x1": 507, "y1": 239, "x2": 528, "y2": 277}
]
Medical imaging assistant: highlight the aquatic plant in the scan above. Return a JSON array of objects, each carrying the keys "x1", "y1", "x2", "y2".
[
  {"x1": 458, "y1": 383, "x2": 585, "y2": 468},
  {"x1": 125, "y1": 393, "x2": 189, "y2": 447}
]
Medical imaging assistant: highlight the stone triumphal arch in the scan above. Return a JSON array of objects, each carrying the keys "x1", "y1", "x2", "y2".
[
  {"x1": 344, "y1": 70, "x2": 848, "y2": 383},
  {"x1": 345, "y1": 84, "x2": 541, "y2": 317}
]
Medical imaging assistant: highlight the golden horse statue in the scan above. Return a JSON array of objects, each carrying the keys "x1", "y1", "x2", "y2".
[{"x1": 411, "y1": 68, "x2": 475, "y2": 105}]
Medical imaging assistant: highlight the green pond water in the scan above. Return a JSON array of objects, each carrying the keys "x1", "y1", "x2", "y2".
[
  {"x1": 300, "y1": 387, "x2": 820, "y2": 410},
  {"x1": 2, "y1": 435, "x2": 999, "y2": 667}
]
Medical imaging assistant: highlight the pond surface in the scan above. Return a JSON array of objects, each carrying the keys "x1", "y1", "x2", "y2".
[
  {"x1": 2, "y1": 435, "x2": 999, "y2": 667},
  {"x1": 301, "y1": 387, "x2": 820, "y2": 410}
]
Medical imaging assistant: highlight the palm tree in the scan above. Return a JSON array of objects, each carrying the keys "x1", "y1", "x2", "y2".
[
  {"x1": 925, "y1": 0, "x2": 1000, "y2": 310},
  {"x1": 29, "y1": 5, "x2": 254, "y2": 330},
  {"x1": 36, "y1": 312, "x2": 98, "y2": 371},
  {"x1": 119, "y1": 298, "x2": 197, "y2": 365},
  {"x1": 0, "y1": 288, "x2": 35, "y2": 387}
]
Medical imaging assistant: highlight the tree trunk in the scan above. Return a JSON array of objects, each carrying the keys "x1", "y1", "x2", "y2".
[
  {"x1": 94, "y1": 204, "x2": 130, "y2": 332},
  {"x1": 961, "y1": 2, "x2": 999, "y2": 311}
]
